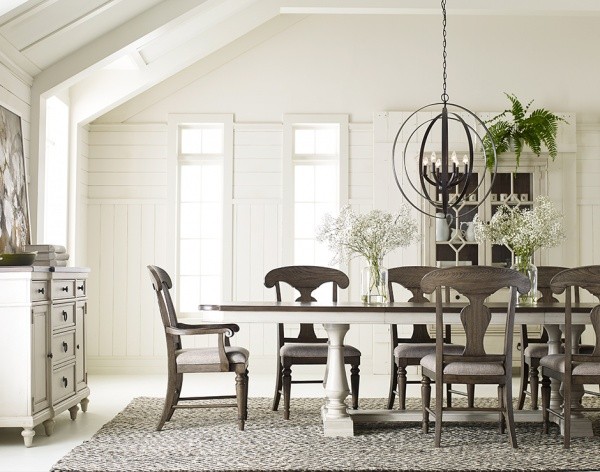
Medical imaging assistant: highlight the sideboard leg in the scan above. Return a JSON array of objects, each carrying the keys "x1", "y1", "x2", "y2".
[
  {"x1": 80, "y1": 397, "x2": 90, "y2": 413},
  {"x1": 21, "y1": 428, "x2": 35, "y2": 447},
  {"x1": 69, "y1": 404, "x2": 79, "y2": 420},
  {"x1": 42, "y1": 419, "x2": 55, "y2": 436}
]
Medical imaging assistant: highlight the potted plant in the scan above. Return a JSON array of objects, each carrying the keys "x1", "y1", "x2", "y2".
[{"x1": 483, "y1": 93, "x2": 567, "y2": 169}]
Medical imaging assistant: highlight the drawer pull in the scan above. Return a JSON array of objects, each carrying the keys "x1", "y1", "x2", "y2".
[
  {"x1": 62, "y1": 342, "x2": 68, "y2": 352},
  {"x1": 62, "y1": 377, "x2": 68, "y2": 388},
  {"x1": 47, "y1": 353, "x2": 53, "y2": 359},
  {"x1": 62, "y1": 311, "x2": 68, "y2": 321},
  {"x1": 76, "y1": 344, "x2": 80, "y2": 350},
  {"x1": 61, "y1": 286, "x2": 69, "y2": 292},
  {"x1": 38, "y1": 287, "x2": 45, "y2": 294},
  {"x1": 77, "y1": 285, "x2": 84, "y2": 291}
]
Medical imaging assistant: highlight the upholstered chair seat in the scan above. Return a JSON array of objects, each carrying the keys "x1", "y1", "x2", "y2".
[
  {"x1": 176, "y1": 347, "x2": 250, "y2": 366},
  {"x1": 523, "y1": 343, "x2": 549, "y2": 358},
  {"x1": 394, "y1": 343, "x2": 463, "y2": 359},
  {"x1": 421, "y1": 354, "x2": 505, "y2": 376},
  {"x1": 280, "y1": 343, "x2": 360, "y2": 358}
]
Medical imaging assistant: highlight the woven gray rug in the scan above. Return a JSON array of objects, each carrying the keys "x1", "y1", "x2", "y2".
[{"x1": 52, "y1": 397, "x2": 600, "y2": 472}]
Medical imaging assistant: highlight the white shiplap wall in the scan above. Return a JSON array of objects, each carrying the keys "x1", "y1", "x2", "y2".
[
  {"x1": 86, "y1": 121, "x2": 377, "y2": 373},
  {"x1": 577, "y1": 123, "x2": 600, "y2": 267}
]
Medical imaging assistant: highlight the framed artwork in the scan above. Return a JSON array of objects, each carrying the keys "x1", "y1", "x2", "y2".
[{"x1": 0, "y1": 104, "x2": 30, "y2": 253}]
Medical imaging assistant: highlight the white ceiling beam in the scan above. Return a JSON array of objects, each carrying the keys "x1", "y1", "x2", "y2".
[{"x1": 31, "y1": 0, "x2": 208, "y2": 97}]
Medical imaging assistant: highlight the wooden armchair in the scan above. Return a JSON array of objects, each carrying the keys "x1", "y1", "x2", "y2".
[
  {"x1": 265, "y1": 265, "x2": 360, "y2": 420},
  {"x1": 147, "y1": 265, "x2": 249, "y2": 431},
  {"x1": 386, "y1": 266, "x2": 466, "y2": 410},
  {"x1": 541, "y1": 265, "x2": 600, "y2": 448},
  {"x1": 420, "y1": 266, "x2": 530, "y2": 448}
]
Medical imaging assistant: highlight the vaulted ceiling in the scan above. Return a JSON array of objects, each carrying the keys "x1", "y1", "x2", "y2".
[{"x1": 2, "y1": 0, "x2": 600, "y2": 124}]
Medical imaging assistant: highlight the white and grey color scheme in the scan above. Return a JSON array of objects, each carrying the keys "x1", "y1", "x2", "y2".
[{"x1": 52, "y1": 397, "x2": 600, "y2": 472}]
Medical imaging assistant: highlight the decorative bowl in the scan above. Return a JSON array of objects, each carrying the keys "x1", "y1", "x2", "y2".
[{"x1": 0, "y1": 252, "x2": 37, "y2": 266}]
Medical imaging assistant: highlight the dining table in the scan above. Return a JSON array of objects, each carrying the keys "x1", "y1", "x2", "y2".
[{"x1": 199, "y1": 300, "x2": 596, "y2": 437}]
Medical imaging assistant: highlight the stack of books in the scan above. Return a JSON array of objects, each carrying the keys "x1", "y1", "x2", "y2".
[{"x1": 24, "y1": 245, "x2": 69, "y2": 267}]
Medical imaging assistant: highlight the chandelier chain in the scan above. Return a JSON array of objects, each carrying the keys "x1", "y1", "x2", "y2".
[{"x1": 441, "y1": 0, "x2": 449, "y2": 103}]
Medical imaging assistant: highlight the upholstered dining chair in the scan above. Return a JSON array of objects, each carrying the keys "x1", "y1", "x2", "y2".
[
  {"x1": 265, "y1": 265, "x2": 360, "y2": 420},
  {"x1": 147, "y1": 265, "x2": 249, "y2": 431},
  {"x1": 540, "y1": 265, "x2": 600, "y2": 448},
  {"x1": 386, "y1": 266, "x2": 467, "y2": 410},
  {"x1": 517, "y1": 266, "x2": 580, "y2": 410},
  {"x1": 420, "y1": 266, "x2": 530, "y2": 448}
]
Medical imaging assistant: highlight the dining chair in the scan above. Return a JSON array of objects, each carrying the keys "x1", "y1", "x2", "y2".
[
  {"x1": 265, "y1": 265, "x2": 360, "y2": 420},
  {"x1": 386, "y1": 266, "x2": 467, "y2": 410},
  {"x1": 540, "y1": 265, "x2": 600, "y2": 448},
  {"x1": 147, "y1": 265, "x2": 249, "y2": 431},
  {"x1": 517, "y1": 266, "x2": 571, "y2": 410},
  {"x1": 420, "y1": 266, "x2": 530, "y2": 448}
]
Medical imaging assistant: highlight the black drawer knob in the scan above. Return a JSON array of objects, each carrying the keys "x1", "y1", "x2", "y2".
[
  {"x1": 62, "y1": 342, "x2": 68, "y2": 352},
  {"x1": 47, "y1": 353, "x2": 53, "y2": 359},
  {"x1": 62, "y1": 377, "x2": 68, "y2": 388},
  {"x1": 76, "y1": 344, "x2": 80, "y2": 350},
  {"x1": 61, "y1": 286, "x2": 69, "y2": 292},
  {"x1": 62, "y1": 311, "x2": 68, "y2": 321},
  {"x1": 37, "y1": 287, "x2": 45, "y2": 294},
  {"x1": 77, "y1": 285, "x2": 84, "y2": 291}
]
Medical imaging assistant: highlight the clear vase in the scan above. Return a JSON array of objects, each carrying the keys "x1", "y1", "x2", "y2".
[
  {"x1": 361, "y1": 260, "x2": 388, "y2": 304},
  {"x1": 511, "y1": 255, "x2": 538, "y2": 305}
]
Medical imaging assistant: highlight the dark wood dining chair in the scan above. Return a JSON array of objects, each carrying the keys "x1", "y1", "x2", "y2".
[
  {"x1": 420, "y1": 266, "x2": 530, "y2": 448},
  {"x1": 265, "y1": 265, "x2": 360, "y2": 420},
  {"x1": 147, "y1": 265, "x2": 249, "y2": 431},
  {"x1": 517, "y1": 266, "x2": 569, "y2": 410},
  {"x1": 540, "y1": 265, "x2": 600, "y2": 448},
  {"x1": 386, "y1": 266, "x2": 466, "y2": 410}
]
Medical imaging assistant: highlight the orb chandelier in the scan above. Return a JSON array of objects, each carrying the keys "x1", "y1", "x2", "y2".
[{"x1": 392, "y1": 0, "x2": 497, "y2": 217}]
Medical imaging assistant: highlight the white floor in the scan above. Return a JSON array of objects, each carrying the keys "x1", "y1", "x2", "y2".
[{"x1": 0, "y1": 373, "x2": 524, "y2": 472}]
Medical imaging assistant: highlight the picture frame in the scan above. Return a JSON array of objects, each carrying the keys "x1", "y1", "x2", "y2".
[{"x1": 0, "y1": 105, "x2": 30, "y2": 253}]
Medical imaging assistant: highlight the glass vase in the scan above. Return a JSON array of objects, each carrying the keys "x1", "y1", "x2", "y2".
[
  {"x1": 361, "y1": 260, "x2": 388, "y2": 304},
  {"x1": 511, "y1": 254, "x2": 538, "y2": 305}
]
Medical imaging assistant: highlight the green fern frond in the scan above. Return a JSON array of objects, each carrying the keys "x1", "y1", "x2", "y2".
[{"x1": 506, "y1": 93, "x2": 525, "y2": 121}]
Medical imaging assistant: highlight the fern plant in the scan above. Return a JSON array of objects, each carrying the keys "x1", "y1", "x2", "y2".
[{"x1": 483, "y1": 93, "x2": 566, "y2": 170}]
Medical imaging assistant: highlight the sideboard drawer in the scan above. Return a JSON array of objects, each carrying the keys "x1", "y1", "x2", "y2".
[
  {"x1": 75, "y1": 279, "x2": 86, "y2": 298},
  {"x1": 51, "y1": 330, "x2": 76, "y2": 365},
  {"x1": 52, "y1": 280, "x2": 76, "y2": 300},
  {"x1": 31, "y1": 281, "x2": 49, "y2": 302},
  {"x1": 52, "y1": 363, "x2": 76, "y2": 405},
  {"x1": 52, "y1": 303, "x2": 75, "y2": 330}
]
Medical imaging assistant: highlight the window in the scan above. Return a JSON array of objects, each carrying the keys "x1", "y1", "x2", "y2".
[
  {"x1": 169, "y1": 116, "x2": 233, "y2": 314},
  {"x1": 283, "y1": 116, "x2": 349, "y2": 297}
]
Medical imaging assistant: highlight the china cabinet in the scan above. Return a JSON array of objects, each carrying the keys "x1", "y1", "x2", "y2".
[{"x1": 0, "y1": 266, "x2": 90, "y2": 447}]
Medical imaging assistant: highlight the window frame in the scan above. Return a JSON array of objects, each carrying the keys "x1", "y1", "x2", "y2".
[
  {"x1": 167, "y1": 114, "x2": 233, "y2": 314},
  {"x1": 282, "y1": 114, "x2": 349, "y2": 267}
]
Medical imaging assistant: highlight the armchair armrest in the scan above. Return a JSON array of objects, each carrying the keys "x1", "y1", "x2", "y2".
[{"x1": 166, "y1": 324, "x2": 239, "y2": 337}]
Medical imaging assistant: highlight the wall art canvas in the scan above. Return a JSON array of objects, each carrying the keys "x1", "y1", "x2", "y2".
[{"x1": 0, "y1": 105, "x2": 30, "y2": 253}]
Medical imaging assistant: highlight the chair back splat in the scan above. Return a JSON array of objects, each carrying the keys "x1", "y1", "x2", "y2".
[
  {"x1": 419, "y1": 266, "x2": 530, "y2": 448},
  {"x1": 264, "y1": 265, "x2": 359, "y2": 419}
]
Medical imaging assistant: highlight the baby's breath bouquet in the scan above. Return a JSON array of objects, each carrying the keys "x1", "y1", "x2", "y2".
[
  {"x1": 317, "y1": 206, "x2": 419, "y2": 302},
  {"x1": 473, "y1": 196, "x2": 565, "y2": 304}
]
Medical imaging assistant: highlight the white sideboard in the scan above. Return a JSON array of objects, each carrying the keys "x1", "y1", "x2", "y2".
[{"x1": 0, "y1": 267, "x2": 90, "y2": 447}]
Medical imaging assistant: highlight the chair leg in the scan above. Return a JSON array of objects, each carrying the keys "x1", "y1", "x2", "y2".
[
  {"x1": 166, "y1": 373, "x2": 183, "y2": 422},
  {"x1": 446, "y1": 383, "x2": 452, "y2": 408},
  {"x1": 497, "y1": 385, "x2": 506, "y2": 434},
  {"x1": 282, "y1": 366, "x2": 292, "y2": 420},
  {"x1": 421, "y1": 375, "x2": 431, "y2": 434},
  {"x1": 157, "y1": 371, "x2": 178, "y2": 431},
  {"x1": 350, "y1": 364, "x2": 360, "y2": 410},
  {"x1": 467, "y1": 384, "x2": 475, "y2": 408},
  {"x1": 235, "y1": 371, "x2": 245, "y2": 431},
  {"x1": 529, "y1": 364, "x2": 540, "y2": 410},
  {"x1": 387, "y1": 359, "x2": 398, "y2": 410},
  {"x1": 243, "y1": 368, "x2": 249, "y2": 421},
  {"x1": 503, "y1": 382, "x2": 518, "y2": 448},
  {"x1": 397, "y1": 364, "x2": 407, "y2": 410},
  {"x1": 272, "y1": 363, "x2": 283, "y2": 411},
  {"x1": 517, "y1": 360, "x2": 530, "y2": 410},
  {"x1": 563, "y1": 380, "x2": 571, "y2": 449},
  {"x1": 541, "y1": 375, "x2": 551, "y2": 434},
  {"x1": 434, "y1": 385, "x2": 443, "y2": 448}
]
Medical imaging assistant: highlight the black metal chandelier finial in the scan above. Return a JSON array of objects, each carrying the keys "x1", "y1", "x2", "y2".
[{"x1": 392, "y1": 0, "x2": 497, "y2": 218}]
